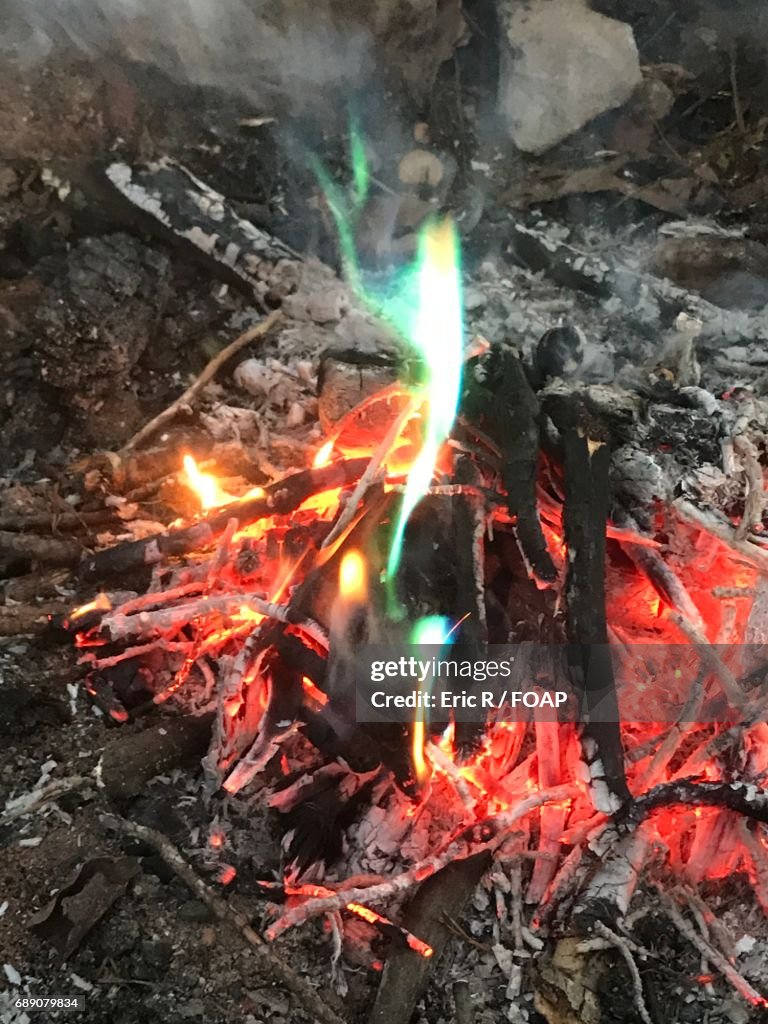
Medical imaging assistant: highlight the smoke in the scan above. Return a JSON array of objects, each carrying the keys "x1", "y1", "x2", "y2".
[{"x1": 2, "y1": 0, "x2": 373, "y2": 112}]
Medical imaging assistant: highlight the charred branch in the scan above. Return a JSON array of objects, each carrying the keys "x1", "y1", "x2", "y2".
[{"x1": 544, "y1": 391, "x2": 630, "y2": 813}]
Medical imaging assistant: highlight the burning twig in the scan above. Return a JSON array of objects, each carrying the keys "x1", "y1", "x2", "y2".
[
  {"x1": 674, "y1": 498, "x2": 768, "y2": 575},
  {"x1": 122, "y1": 310, "x2": 282, "y2": 452},
  {"x1": 266, "y1": 785, "x2": 576, "y2": 940},
  {"x1": 80, "y1": 457, "x2": 368, "y2": 580},
  {"x1": 321, "y1": 396, "x2": 420, "y2": 550},
  {"x1": 98, "y1": 591, "x2": 326, "y2": 647},
  {"x1": 617, "y1": 521, "x2": 747, "y2": 709},
  {"x1": 99, "y1": 814, "x2": 348, "y2": 1024},
  {"x1": 258, "y1": 880, "x2": 433, "y2": 957},
  {"x1": 367, "y1": 853, "x2": 490, "y2": 1024}
]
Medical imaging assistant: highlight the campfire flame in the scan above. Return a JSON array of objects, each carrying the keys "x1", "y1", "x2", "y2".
[
  {"x1": 385, "y1": 217, "x2": 464, "y2": 595},
  {"x1": 312, "y1": 126, "x2": 464, "y2": 603},
  {"x1": 182, "y1": 454, "x2": 265, "y2": 510},
  {"x1": 65, "y1": 128, "x2": 768, "y2": 1005},
  {"x1": 409, "y1": 616, "x2": 454, "y2": 784},
  {"x1": 339, "y1": 549, "x2": 367, "y2": 603},
  {"x1": 182, "y1": 453, "x2": 232, "y2": 509}
]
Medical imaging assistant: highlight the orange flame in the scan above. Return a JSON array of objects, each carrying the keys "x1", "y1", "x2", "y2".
[
  {"x1": 412, "y1": 719, "x2": 431, "y2": 785},
  {"x1": 302, "y1": 675, "x2": 329, "y2": 706},
  {"x1": 339, "y1": 549, "x2": 367, "y2": 601},
  {"x1": 69, "y1": 593, "x2": 112, "y2": 620}
]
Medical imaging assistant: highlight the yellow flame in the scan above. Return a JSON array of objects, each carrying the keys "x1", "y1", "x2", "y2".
[
  {"x1": 182, "y1": 455, "x2": 231, "y2": 510},
  {"x1": 70, "y1": 593, "x2": 112, "y2": 619},
  {"x1": 412, "y1": 718, "x2": 430, "y2": 785},
  {"x1": 409, "y1": 616, "x2": 453, "y2": 785},
  {"x1": 313, "y1": 440, "x2": 335, "y2": 468},
  {"x1": 339, "y1": 549, "x2": 367, "y2": 602}
]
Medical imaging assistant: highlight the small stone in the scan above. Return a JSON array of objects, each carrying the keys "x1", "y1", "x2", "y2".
[
  {"x1": 177, "y1": 901, "x2": 216, "y2": 924},
  {"x1": 398, "y1": 149, "x2": 444, "y2": 188},
  {"x1": 139, "y1": 939, "x2": 173, "y2": 967},
  {"x1": 177, "y1": 999, "x2": 206, "y2": 1018}
]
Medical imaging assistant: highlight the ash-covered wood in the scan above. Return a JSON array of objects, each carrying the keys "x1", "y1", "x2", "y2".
[{"x1": 106, "y1": 160, "x2": 298, "y2": 303}]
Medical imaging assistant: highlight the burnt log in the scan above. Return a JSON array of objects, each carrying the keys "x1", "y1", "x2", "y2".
[
  {"x1": 34, "y1": 233, "x2": 171, "y2": 400},
  {"x1": 100, "y1": 712, "x2": 214, "y2": 801},
  {"x1": 368, "y1": 853, "x2": 491, "y2": 1024},
  {"x1": 106, "y1": 160, "x2": 297, "y2": 304}
]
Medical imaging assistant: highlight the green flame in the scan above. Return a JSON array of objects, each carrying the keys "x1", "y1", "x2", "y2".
[{"x1": 313, "y1": 122, "x2": 464, "y2": 613}]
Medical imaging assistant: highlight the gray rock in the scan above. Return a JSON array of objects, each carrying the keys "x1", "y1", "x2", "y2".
[{"x1": 498, "y1": 0, "x2": 642, "y2": 154}]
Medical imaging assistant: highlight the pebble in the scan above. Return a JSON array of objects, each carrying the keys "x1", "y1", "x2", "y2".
[{"x1": 177, "y1": 901, "x2": 216, "y2": 924}]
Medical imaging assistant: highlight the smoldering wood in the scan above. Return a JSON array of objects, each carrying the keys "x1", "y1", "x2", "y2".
[
  {"x1": 625, "y1": 778, "x2": 768, "y2": 826},
  {"x1": 463, "y1": 347, "x2": 556, "y2": 585},
  {"x1": 99, "y1": 713, "x2": 215, "y2": 801},
  {"x1": 317, "y1": 348, "x2": 401, "y2": 434},
  {"x1": 543, "y1": 390, "x2": 630, "y2": 813},
  {"x1": 79, "y1": 457, "x2": 369, "y2": 581}
]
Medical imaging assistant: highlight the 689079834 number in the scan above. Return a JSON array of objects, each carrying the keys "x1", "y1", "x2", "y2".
[{"x1": 14, "y1": 996, "x2": 85, "y2": 1011}]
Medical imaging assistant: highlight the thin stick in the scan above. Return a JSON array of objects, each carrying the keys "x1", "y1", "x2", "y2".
[
  {"x1": 122, "y1": 310, "x2": 282, "y2": 452},
  {"x1": 657, "y1": 887, "x2": 766, "y2": 1008},
  {"x1": 99, "y1": 814, "x2": 346, "y2": 1024},
  {"x1": 592, "y1": 921, "x2": 653, "y2": 1024}
]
